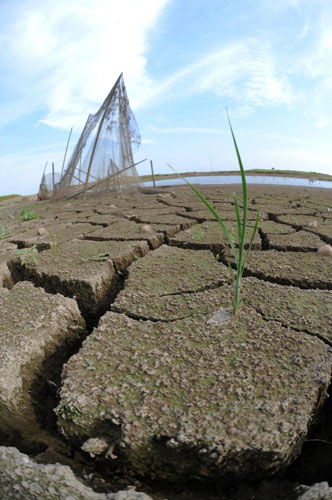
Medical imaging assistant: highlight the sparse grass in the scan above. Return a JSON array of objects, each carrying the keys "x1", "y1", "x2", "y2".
[
  {"x1": 0, "y1": 194, "x2": 20, "y2": 202},
  {"x1": 169, "y1": 113, "x2": 259, "y2": 315},
  {"x1": 20, "y1": 204, "x2": 38, "y2": 221},
  {"x1": 17, "y1": 245, "x2": 38, "y2": 266},
  {"x1": 0, "y1": 225, "x2": 7, "y2": 240},
  {"x1": 192, "y1": 226, "x2": 205, "y2": 242},
  {"x1": 80, "y1": 252, "x2": 110, "y2": 263},
  {"x1": 51, "y1": 236, "x2": 59, "y2": 254}
]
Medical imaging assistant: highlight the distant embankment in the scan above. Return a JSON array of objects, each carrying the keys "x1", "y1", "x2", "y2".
[
  {"x1": 0, "y1": 194, "x2": 20, "y2": 202},
  {"x1": 140, "y1": 169, "x2": 332, "y2": 183}
]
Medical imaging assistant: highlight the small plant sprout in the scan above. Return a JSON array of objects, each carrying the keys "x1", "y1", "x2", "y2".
[
  {"x1": 80, "y1": 252, "x2": 110, "y2": 263},
  {"x1": 17, "y1": 245, "x2": 38, "y2": 266},
  {"x1": 0, "y1": 225, "x2": 7, "y2": 240},
  {"x1": 192, "y1": 226, "x2": 205, "y2": 242},
  {"x1": 51, "y1": 236, "x2": 59, "y2": 254},
  {"x1": 168, "y1": 113, "x2": 259, "y2": 315},
  {"x1": 20, "y1": 204, "x2": 38, "y2": 221}
]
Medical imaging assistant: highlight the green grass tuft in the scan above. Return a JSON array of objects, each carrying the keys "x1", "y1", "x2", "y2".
[{"x1": 169, "y1": 113, "x2": 259, "y2": 315}]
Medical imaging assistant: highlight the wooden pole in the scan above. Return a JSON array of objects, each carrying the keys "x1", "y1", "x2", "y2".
[
  {"x1": 52, "y1": 162, "x2": 55, "y2": 198},
  {"x1": 79, "y1": 153, "x2": 82, "y2": 184},
  {"x1": 150, "y1": 160, "x2": 156, "y2": 190},
  {"x1": 64, "y1": 158, "x2": 147, "y2": 200},
  {"x1": 61, "y1": 127, "x2": 73, "y2": 178},
  {"x1": 83, "y1": 73, "x2": 123, "y2": 198}
]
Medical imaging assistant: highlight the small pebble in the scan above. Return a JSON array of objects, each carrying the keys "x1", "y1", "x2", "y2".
[{"x1": 317, "y1": 244, "x2": 332, "y2": 256}]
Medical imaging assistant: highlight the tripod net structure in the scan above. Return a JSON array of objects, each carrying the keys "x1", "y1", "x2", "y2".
[{"x1": 54, "y1": 73, "x2": 142, "y2": 199}]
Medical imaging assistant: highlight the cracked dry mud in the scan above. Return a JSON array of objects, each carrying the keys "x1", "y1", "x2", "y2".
[{"x1": 1, "y1": 184, "x2": 332, "y2": 500}]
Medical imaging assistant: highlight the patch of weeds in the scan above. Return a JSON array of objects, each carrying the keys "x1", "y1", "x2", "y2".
[
  {"x1": 192, "y1": 226, "x2": 205, "y2": 242},
  {"x1": 0, "y1": 225, "x2": 7, "y2": 240},
  {"x1": 0, "y1": 194, "x2": 19, "y2": 202},
  {"x1": 20, "y1": 204, "x2": 38, "y2": 221},
  {"x1": 17, "y1": 244, "x2": 38, "y2": 266},
  {"x1": 80, "y1": 252, "x2": 110, "y2": 263},
  {"x1": 86, "y1": 360, "x2": 95, "y2": 371},
  {"x1": 169, "y1": 112, "x2": 259, "y2": 315},
  {"x1": 58, "y1": 405, "x2": 83, "y2": 424},
  {"x1": 51, "y1": 236, "x2": 59, "y2": 254}
]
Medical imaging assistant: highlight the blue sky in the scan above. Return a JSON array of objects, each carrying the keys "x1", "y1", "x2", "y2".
[{"x1": 1, "y1": 0, "x2": 332, "y2": 195}]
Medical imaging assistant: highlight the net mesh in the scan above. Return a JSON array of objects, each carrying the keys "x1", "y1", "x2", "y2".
[
  {"x1": 38, "y1": 169, "x2": 61, "y2": 201},
  {"x1": 48, "y1": 73, "x2": 141, "y2": 200}
]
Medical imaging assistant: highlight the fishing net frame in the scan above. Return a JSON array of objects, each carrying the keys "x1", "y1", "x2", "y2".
[{"x1": 52, "y1": 73, "x2": 144, "y2": 200}]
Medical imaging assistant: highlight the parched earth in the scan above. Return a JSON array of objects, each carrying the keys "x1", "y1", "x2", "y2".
[{"x1": 1, "y1": 184, "x2": 332, "y2": 500}]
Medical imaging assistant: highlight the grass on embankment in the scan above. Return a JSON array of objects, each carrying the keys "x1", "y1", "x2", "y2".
[
  {"x1": 140, "y1": 169, "x2": 332, "y2": 183},
  {"x1": 0, "y1": 194, "x2": 20, "y2": 202}
]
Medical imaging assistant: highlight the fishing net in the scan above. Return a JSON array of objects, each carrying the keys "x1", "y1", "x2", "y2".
[
  {"x1": 38, "y1": 170, "x2": 61, "y2": 201},
  {"x1": 53, "y1": 73, "x2": 142, "y2": 200}
]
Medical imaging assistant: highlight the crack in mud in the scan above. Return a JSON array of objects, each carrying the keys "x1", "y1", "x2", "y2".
[
  {"x1": 253, "y1": 306, "x2": 332, "y2": 348},
  {"x1": 218, "y1": 253, "x2": 332, "y2": 291},
  {"x1": 111, "y1": 305, "x2": 197, "y2": 324},
  {"x1": 159, "y1": 280, "x2": 228, "y2": 297}
]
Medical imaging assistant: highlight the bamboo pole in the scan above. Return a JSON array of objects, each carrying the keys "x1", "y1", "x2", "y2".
[
  {"x1": 79, "y1": 153, "x2": 82, "y2": 184},
  {"x1": 61, "y1": 127, "x2": 73, "y2": 178},
  {"x1": 150, "y1": 160, "x2": 156, "y2": 190},
  {"x1": 83, "y1": 73, "x2": 123, "y2": 198},
  {"x1": 65, "y1": 158, "x2": 147, "y2": 200},
  {"x1": 76, "y1": 168, "x2": 99, "y2": 181},
  {"x1": 52, "y1": 162, "x2": 55, "y2": 198}
]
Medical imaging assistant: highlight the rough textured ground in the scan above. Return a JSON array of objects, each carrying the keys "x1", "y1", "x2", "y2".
[
  {"x1": 0, "y1": 183, "x2": 332, "y2": 499},
  {"x1": 0, "y1": 281, "x2": 85, "y2": 451},
  {"x1": 57, "y1": 308, "x2": 331, "y2": 483},
  {"x1": 0, "y1": 446, "x2": 152, "y2": 500}
]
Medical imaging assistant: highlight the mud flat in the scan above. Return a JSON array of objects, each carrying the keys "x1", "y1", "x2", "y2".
[{"x1": 1, "y1": 183, "x2": 332, "y2": 499}]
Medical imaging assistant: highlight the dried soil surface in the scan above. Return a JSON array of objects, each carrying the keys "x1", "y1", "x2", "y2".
[{"x1": 1, "y1": 184, "x2": 332, "y2": 499}]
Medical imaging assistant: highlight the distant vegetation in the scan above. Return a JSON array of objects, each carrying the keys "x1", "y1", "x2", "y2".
[
  {"x1": 0, "y1": 194, "x2": 20, "y2": 202},
  {"x1": 140, "y1": 169, "x2": 332, "y2": 183}
]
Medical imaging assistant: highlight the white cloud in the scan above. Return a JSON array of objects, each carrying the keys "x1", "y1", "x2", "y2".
[
  {"x1": 148, "y1": 126, "x2": 226, "y2": 135},
  {"x1": 290, "y1": 1, "x2": 332, "y2": 127},
  {"x1": 0, "y1": 144, "x2": 66, "y2": 195},
  {"x1": 142, "y1": 39, "x2": 295, "y2": 116},
  {"x1": 141, "y1": 139, "x2": 157, "y2": 144},
  {"x1": 257, "y1": 146, "x2": 332, "y2": 174},
  {"x1": 0, "y1": 0, "x2": 169, "y2": 129}
]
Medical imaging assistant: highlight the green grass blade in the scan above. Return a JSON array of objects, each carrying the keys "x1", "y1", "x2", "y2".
[
  {"x1": 242, "y1": 209, "x2": 260, "y2": 273},
  {"x1": 167, "y1": 164, "x2": 238, "y2": 263},
  {"x1": 227, "y1": 110, "x2": 248, "y2": 246},
  {"x1": 233, "y1": 193, "x2": 243, "y2": 245}
]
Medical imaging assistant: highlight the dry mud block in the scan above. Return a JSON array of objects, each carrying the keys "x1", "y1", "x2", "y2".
[
  {"x1": 18, "y1": 239, "x2": 149, "y2": 321},
  {"x1": 304, "y1": 223, "x2": 332, "y2": 245},
  {"x1": 225, "y1": 249, "x2": 332, "y2": 289},
  {"x1": 178, "y1": 208, "x2": 239, "y2": 223},
  {"x1": 113, "y1": 245, "x2": 230, "y2": 321},
  {"x1": 274, "y1": 215, "x2": 326, "y2": 229},
  {"x1": 0, "y1": 282, "x2": 85, "y2": 449},
  {"x1": 241, "y1": 277, "x2": 332, "y2": 345},
  {"x1": 0, "y1": 241, "x2": 18, "y2": 287},
  {"x1": 263, "y1": 230, "x2": 325, "y2": 252},
  {"x1": 122, "y1": 206, "x2": 182, "y2": 219},
  {"x1": 259, "y1": 220, "x2": 297, "y2": 235},
  {"x1": 122, "y1": 211, "x2": 196, "y2": 229},
  {"x1": 169, "y1": 221, "x2": 261, "y2": 252},
  {"x1": 84, "y1": 219, "x2": 165, "y2": 249},
  {"x1": 10, "y1": 222, "x2": 100, "y2": 250},
  {"x1": 0, "y1": 447, "x2": 153, "y2": 500},
  {"x1": 57, "y1": 303, "x2": 332, "y2": 483}
]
